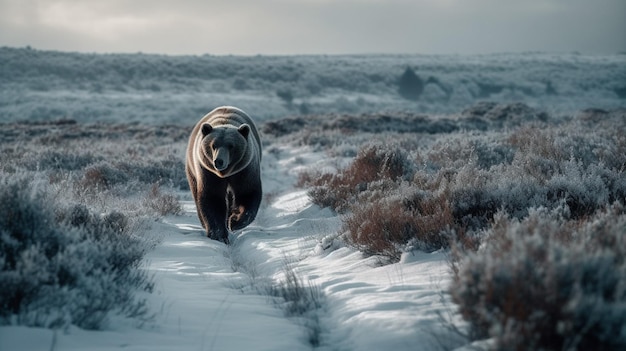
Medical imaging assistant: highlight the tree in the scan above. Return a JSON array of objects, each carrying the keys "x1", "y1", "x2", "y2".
[{"x1": 398, "y1": 67, "x2": 423, "y2": 101}]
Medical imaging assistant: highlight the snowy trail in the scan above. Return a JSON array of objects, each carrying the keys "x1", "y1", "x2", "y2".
[
  {"x1": 220, "y1": 146, "x2": 459, "y2": 350},
  {"x1": 139, "y1": 203, "x2": 308, "y2": 351},
  {"x1": 0, "y1": 146, "x2": 459, "y2": 351}
]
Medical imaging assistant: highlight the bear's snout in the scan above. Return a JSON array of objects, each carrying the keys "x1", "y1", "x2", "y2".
[
  {"x1": 215, "y1": 158, "x2": 224, "y2": 169},
  {"x1": 213, "y1": 148, "x2": 230, "y2": 171}
]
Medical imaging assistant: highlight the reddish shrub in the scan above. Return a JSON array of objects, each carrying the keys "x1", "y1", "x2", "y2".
[
  {"x1": 144, "y1": 183, "x2": 181, "y2": 216},
  {"x1": 344, "y1": 192, "x2": 455, "y2": 261},
  {"x1": 301, "y1": 144, "x2": 410, "y2": 213}
]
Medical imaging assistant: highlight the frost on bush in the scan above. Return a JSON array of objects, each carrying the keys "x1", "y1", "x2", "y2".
[
  {"x1": 302, "y1": 144, "x2": 465, "y2": 260},
  {"x1": 305, "y1": 144, "x2": 412, "y2": 213},
  {"x1": 0, "y1": 176, "x2": 153, "y2": 330},
  {"x1": 343, "y1": 191, "x2": 453, "y2": 261},
  {"x1": 460, "y1": 102, "x2": 549, "y2": 128},
  {"x1": 25, "y1": 150, "x2": 103, "y2": 171},
  {"x1": 450, "y1": 208, "x2": 626, "y2": 350},
  {"x1": 80, "y1": 162, "x2": 130, "y2": 190},
  {"x1": 0, "y1": 121, "x2": 191, "y2": 330},
  {"x1": 143, "y1": 183, "x2": 182, "y2": 216},
  {"x1": 299, "y1": 106, "x2": 626, "y2": 263}
]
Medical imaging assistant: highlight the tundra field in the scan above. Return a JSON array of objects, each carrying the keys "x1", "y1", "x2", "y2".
[{"x1": 0, "y1": 48, "x2": 625, "y2": 350}]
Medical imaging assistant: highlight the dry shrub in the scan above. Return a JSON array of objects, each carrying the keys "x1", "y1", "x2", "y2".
[
  {"x1": 296, "y1": 170, "x2": 321, "y2": 188},
  {"x1": 298, "y1": 108, "x2": 626, "y2": 266},
  {"x1": 343, "y1": 200, "x2": 409, "y2": 260},
  {"x1": 144, "y1": 183, "x2": 182, "y2": 216},
  {"x1": 303, "y1": 144, "x2": 472, "y2": 260},
  {"x1": 305, "y1": 173, "x2": 353, "y2": 213},
  {"x1": 79, "y1": 163, "x2": 129, "y2": 190},
  {"x1": 450, "y1": 208, "x2": 626, "y2": 350},
  {"x1": 506, "y1": 127, "x2": 567, "y2": 184},
  {"x1": 344, "y1": 192, "x2": 455, "y2": 261},
  {"x1": 302, "y1": 144, "x2": 411, "y2": 213},
  {"x1": 81, "y1": 167, "x2": 108, "y2": 189},
  {"x1": 344, "y1": 144, "x2": 408, "y2": 185}
]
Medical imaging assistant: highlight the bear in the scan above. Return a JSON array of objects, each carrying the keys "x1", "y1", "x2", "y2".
[{"x1": 185, "y1": 106, "x2": 262, "y2": 244}]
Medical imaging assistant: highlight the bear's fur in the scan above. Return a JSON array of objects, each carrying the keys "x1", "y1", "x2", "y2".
[{"x1": 185, "y1": 106, "x2": 262, "y2": 244}]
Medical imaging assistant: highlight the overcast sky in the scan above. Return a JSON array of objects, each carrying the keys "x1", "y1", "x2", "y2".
[{"x1": 1, "y1": 0, "x2": 624, "y2": 55}]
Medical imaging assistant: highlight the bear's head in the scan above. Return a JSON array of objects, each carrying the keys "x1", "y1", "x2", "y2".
[{"x1": 199, "y1": 123, "x2": 251, "y2": 178}]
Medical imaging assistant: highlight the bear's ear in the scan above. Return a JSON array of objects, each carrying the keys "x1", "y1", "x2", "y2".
[
  {"x1": 238, "y1": 124, "x2": 250, "y2": 139},
  {"x1": 201, "y1": 124, "x2": 213, "y2": 136}
]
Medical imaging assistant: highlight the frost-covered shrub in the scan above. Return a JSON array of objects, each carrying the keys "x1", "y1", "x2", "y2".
[
  {"x1": 450, "y1": 208, "x2": 626, "y2": 350},
  {"x1": 445, "y1": 123, "x2": 626, "y2": 230},
  {"x1": 121, "y1": 157, "x2": 188, "y2": 190},
  {"x1": 295, "y1": 105, "x2": 625, "y2": 262},
  {"x1": 24, "y1": 150, "x2": 103, "y2": 171},
  {"x1": 302, "y1": 144, "x2": 462, "y2": 260},
  {"x1": 0, "y1": 176, "x2": 153, "y2": 329},
  {"x1": 0, "y1": 120, "x2": 193, "y2": 330},
  {"x1": 304, "y1": 144, "x2": 412, "y2": 213},
  {"x1": 460, "y1": 102, "x2": 549, "y2": 128},
  {"x1": 80, "y1": 162, "x2": 130, "y2": 190},
  {"x1": 343, "y1": 191, "x2": 453, "y2": 261},
  {"x1": 77, "y1": 157, "x2": 187, "y2": 193},
  {"x1": 472, "y1": 141, "x2": 516, "y2": 169},
  {"x1": 448, "y1": 162, "x2": 625, "y2": 231},
  {"x1": 143, "y1": 183, "x2": 182, "y2": 216}
]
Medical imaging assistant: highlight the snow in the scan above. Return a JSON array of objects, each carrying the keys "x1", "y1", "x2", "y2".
[
  {"x1": 1, "y1": 49, "x2": 624, "y2": 350},
  {"x1": 1, "y1": 48, "x2": 625, "y2": 124},
  {"x1": 0, "y1": 143, "x2": 461, "y2": 350}
]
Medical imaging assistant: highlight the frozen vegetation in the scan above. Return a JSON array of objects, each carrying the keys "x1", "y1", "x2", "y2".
[
  {"x1": 0, "y1": 48, "x2": 625, "y2": 350},
  {"x1": 1, "y1": 47, "x2": 625, "y2": 124},
  {"x1": 295, "y1": 107, "x2": 626, "y2": 349}
]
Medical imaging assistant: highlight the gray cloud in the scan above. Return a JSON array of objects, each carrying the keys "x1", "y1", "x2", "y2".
[{"x1": 1, "y1": 0, "x2": 624, "y2": 54}]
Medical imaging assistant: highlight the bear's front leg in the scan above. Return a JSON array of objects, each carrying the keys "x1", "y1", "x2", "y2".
[
  {"x1": 198, "y1": 192, "x2": 230, "y2": 244},
  {"x1": 228, "y1": 205, "x2": 245, "y2": 231},
  {"x1": 228, "y1": 189, "x2": 262, "y2": 231}
]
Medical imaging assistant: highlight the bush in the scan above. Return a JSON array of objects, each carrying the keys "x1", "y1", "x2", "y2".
[
  {"x1": 0, "y1": 176, "x2": 153, "y2": 329},
  {"x1": 80, "y1": 162, "x2": 130, "y2": 190},
  {"x1": 143, "y1": 183, "x2": 182, "y2": 216},
  {"x1": 299, "y1": 109, "x2": 626, "y2": 263},
  {"x1": 25, "y1": 150, "x2": 103, "y2": 171},
  {"x1": 0, "y1": 121, "x2": 189, "y2": 330},
  {"x1": 304, "y1": 144, "x2": 411, "y2": 213},
  {"x1": 116, "y1": 157, "x2": 188, "y2": 190},
  {"x1": 343, "y1": 191, "x2": 454, "y2": 261},
  {"x1": 450, "y1": 208, "x2": 626, "y2": 350},
  {"x1": 301, "y1": 144, "x2": 470, "y2": 260}
]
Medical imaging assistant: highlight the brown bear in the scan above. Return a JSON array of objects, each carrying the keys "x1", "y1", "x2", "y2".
[{"x1": 186, "y1": 106, "x2": 262, "y2": 244}]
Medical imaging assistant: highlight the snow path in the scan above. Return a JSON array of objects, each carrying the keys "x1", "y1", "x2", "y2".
[{"x1": 0, "y1": 146, "x2": 461, "y2": 351}]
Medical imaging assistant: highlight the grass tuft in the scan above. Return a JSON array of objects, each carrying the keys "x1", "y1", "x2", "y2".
[{"x1": 269, "y1": 260, "x2": 325, "y2": 348}]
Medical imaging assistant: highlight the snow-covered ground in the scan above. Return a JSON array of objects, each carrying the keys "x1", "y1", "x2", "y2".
[
  {"x1": 0, "y1": 144, "x2": 462, "y2": 351},
  {"x1": 1, "y1": 48, "x2": 625, "y2": 124},
  {"x1": 3, "y1": 48, "x2": 623, "y2": 350}
]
